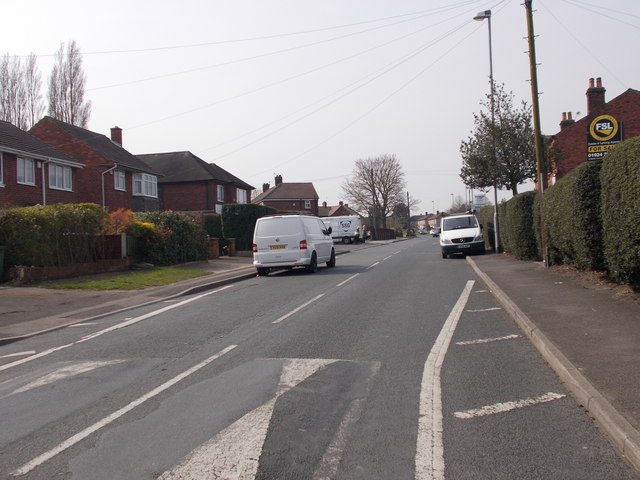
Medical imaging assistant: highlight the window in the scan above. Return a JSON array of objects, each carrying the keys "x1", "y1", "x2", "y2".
[
  {"x1": 236, "y1": 188, "x2": 247, "y2": 204},
  {"x1": 305, "y1": 200, "x2": 311, "y2": 209},
  {"x1": 49, "y1": 164, "x2": 72, "y2": 191},
  {"x1": 17, "y1": 157, "x2": 35, "y2": 185},
  {"x1": 114, "y1": 171, "x2": 126, "y2": 191},
  {"x1": 133, "y1": 173, "x2": 158, "y2": 197},
  {"x1": 217, "y1": 185, "x2": 224, "y2": 202}
]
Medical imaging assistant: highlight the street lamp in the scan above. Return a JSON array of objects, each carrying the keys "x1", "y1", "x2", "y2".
[{"x1": 474, "y1": 9, "x2": 500, "y2": 253}]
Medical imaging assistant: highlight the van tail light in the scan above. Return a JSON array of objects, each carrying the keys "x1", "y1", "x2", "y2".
[
  {"x1": 300, "y1": 240, "x2": 307, "y2": 250},
  {"x1": 252, "y1": 243, "x2": 258, "y2": 253}
]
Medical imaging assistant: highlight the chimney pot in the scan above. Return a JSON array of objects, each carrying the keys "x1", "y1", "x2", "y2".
[
  {"x1": 589, "y1": 78, "x2": 595, "y2": 88},
  {"x1": 262, "y1": 183, "x2": 270, "y2": 192},
  {"x1": 596, "y1": 77, "x2": 602, "y2": 88},
  {"x1": 322, "y1": 201, "x2": 327, "y2": 207},
  {"x1": 275, "y1": 175, "x2": 283, "y2": 186},
  {"x1": 339, "y1": 201, "x2": 343, "y2": 206},
  {"x1": 586, "y1": 77, "x2": 606, "y2": 115},
  {"x1": 110, "y1": 126, "x2": 122, "y2": 146},
  {"x1": 561, "y1": 112, "x2": 567, "y2": 121}
]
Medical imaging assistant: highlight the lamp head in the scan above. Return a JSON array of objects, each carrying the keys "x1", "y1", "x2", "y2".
[{"x1": 474, "y1": 10, "x2": 491, "y2": 21}]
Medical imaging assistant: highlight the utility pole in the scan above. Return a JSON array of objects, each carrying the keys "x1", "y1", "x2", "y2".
[
  {"x1": 407, "y1": 191, "x2": 411, "y2": 232},
  {"x1": 524, "y1": 0, "x2": 548, "y2": 266},
  {"x1": 370, "y1": 168, "x2": 378, "y2": 240}
]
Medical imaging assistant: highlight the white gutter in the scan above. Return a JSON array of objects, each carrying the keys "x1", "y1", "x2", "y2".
[{"x1": 101, "y1": 164, "x2": 118, "y2": 208}]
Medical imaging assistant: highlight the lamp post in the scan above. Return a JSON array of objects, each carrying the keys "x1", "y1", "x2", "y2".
[{"x1": 474, "y1": 9, "x2": 500, "y2": 253}]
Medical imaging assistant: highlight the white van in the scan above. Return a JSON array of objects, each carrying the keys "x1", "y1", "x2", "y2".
[
  {"x1": 322, "y1": 215, "x2": 362, "y2": 244},
  {"x1": 253, "y1": 215, "x2": 336, "y2": 276},
  {"x1": 439, "y1": 213, "x2": 486, "y2": 258}
]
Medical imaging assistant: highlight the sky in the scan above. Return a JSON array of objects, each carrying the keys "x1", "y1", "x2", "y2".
[{"x1": 2, "y1": 0, "x2": 638, "y2": 215}]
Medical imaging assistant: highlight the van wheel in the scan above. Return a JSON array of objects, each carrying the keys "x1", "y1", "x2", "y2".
[
  {"x1": 441, "y1": 251, "x2": 447, "y2": 259},
  {"x1": 257, "y1": 268, "x2": 269, "y2": 276},
  {"x1": 306, "y1": 253, "x2": 318, "y2": 273},
  {"x1": 342, "y1": 237, "x2": 351, "y2": 244},
  {"x1": 327, "y1": 249, "x2": 336, "y2": 268}
]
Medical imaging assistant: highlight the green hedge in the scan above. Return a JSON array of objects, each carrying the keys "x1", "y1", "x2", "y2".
[
  {"x1": 221, "y1": 204, "x2": 277, "y2": 251},
  {"x1": 133, "y1": 210, "x2": 208, "y2": 265},
  {"x1": 541, "y1": 161, "x2": 603, "y2": 270},
  {"x1": 203, "y1": 213, "x2": 223, "y2": 238},
  {"x1": 502, "y1": 190, "x2": 539, "y2": 261},
  {"x1": 600, "y1": 136, "x2": 640, "y2": 288},
  {"x1": 0, "y1": 203, "x2": 106, "y2": 268},
  {"x1": 477, "y1": 205, "x2": 496, "y2": 251}
]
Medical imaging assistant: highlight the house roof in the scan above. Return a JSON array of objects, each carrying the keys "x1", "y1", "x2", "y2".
[
  {"x1": 0, "y1": 120, "x2": 82, "y2": 166},
  {"x1": 136, "y1": 151, "x2": 254, "y2": 190},
  {"x1": 252, "y1": 182, "x2": 319, "y2": 203},
  {"x1": 35, "y1": 116, "x2": 160, "y2": 175}
]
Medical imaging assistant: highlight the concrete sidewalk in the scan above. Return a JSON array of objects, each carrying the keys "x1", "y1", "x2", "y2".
[{"x1": 0, "y1": 247, "x2": 638, "y2": 473}]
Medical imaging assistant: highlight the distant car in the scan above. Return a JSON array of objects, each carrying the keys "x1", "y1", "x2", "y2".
[
  {"x1": 418, "y1": 229, "x2": 427, "y2": 235},
  {"x1": 430, "y1": 227, "x2": 441, "y2": 237}
]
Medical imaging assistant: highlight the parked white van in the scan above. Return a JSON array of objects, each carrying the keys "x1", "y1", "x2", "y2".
[
  {"x1": 322, "y1": 215, "x2": 362, "y2": 244},
  {"x1": 439, "y1": 213, "x2": 485, "y2": 258},
  {"x1": 253, "y1": 215, "x2": 336, "y2": 276}
]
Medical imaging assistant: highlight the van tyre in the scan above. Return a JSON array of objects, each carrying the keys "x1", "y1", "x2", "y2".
[
  {"x1": 306, "y1": 253, "x2": 318, "y2": 273},
  {"x1": 257, "y1": 268, "x2": 269, "y2": 276},
  {"x1": 342, "y1": 237, "x2": 351, "y2": 244},
  {"x1": 327, "y1": 249, "x2": 336, "y2": 268},
  {"x1": 441, "y1": 251, "x2": 447, "y2": 259}
]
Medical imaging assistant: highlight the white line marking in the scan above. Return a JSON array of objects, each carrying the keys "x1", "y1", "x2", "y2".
[
  {"x1": 9, "y1": 361, "x2": 125, "y2": 396},
  {"x1": 367, "y1": 262, "x2": 380, "y2": 269},
  {"x1": 0, "y1": 351, "x2": 36, "y2": 359},
  {"x1": 11, "y1": 345, "x2": 236, "y2": 477},
  {"x1": 336, "y1": 273, "x2": 359, "y2": 287},
  {"x1": 415, "y1": 280, "x2": 474, "y2": 480},
  {"x1": 466, "y1": 307, "x2": 502, "y2": 313},
  {"x1": 272, "y1": 294, "x2": 325, "y2": 324},
  {"x1": 0, "y1": 286, "x2": 235, "y2": 373},
  {"x1": 453, "y1": 392, "x2": 566, "y2": 419},
  {"x1": 383, "y1": 255, "x2": 393, "y2": 261},
  {"x1": 456, "y1": 334, "x2": 521, "y2": 346},
  {"x1": 66, "y1": 323, "x2": 98, "y2": 327},
  {"x1": 475, "y1": 290, "x2": 489, "y2": 293}
]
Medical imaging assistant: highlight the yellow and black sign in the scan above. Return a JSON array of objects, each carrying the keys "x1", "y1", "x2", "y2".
[{"x1": 587, "y1": 114, "x2": 623, "y2": 160}]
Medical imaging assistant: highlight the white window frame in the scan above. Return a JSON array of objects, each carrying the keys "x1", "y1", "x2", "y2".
[
  {"x1": 133, "y1": 173, "x2": 158, "y2": 198},
  {"x1": 0, "y1": 152, "x2": 4, "y2": 186},
  {"x1": 236, "y1": 188, "x2": 247, "y2": 204},
  {"x1": 17, "y1": 157, "x2": 35, "y2": 185},
  {"x1": 305, "y1": 199, "x2": 311, "y2": 209},
  {"x1": 114, "y1": 170, "x2": 126, "y2": 191},
  {"x1": 217, "y1": 185, "x2": 224, "y2": 202},
  {"x1": 49, "y1": 163, "x2": 73, "y2": 191}
]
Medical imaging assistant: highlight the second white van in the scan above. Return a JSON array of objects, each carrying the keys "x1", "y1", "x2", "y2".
[{"x1": 253, "y1": 215, "x2": 336, "y2": 276}]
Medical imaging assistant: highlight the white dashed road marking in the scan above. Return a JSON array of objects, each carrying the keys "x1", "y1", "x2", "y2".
[
  {"x1": 456, "y1": 334, "x2": 521, "y2": 346},
  {"x1": 454, "y1": 392, "x2": 566, "y2": 420}
]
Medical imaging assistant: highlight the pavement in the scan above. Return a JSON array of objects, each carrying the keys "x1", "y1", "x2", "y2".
[{"x1": 0, "y1": 243, "x2": 639, "y2": 474}]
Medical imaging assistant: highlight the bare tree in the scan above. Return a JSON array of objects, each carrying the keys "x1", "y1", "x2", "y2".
[
  {"x1": 48, "y1": 41, "x2": 91, "y2": 127},
  {"x1": 341, "y1": 154, "x2": 406, "y2": 228},
  {"x1": 0, "y1": 53, "x2": 44, "y2": 130},
  {"x1": 24, "y1": 54, "x2": 44, "y2": 128}
]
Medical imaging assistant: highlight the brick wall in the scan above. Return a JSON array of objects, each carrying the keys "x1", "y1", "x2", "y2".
[{"x1": 162, "y1": 182, "x2": 211, "y2": 211}]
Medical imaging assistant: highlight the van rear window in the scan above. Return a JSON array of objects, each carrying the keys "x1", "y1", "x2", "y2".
[{"x1": 256, "y1": 217, "x2": 300, "y2": 236}]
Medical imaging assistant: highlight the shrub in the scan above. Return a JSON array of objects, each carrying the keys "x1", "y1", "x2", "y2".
[
  {"x1": 221, "y1": 204, "x2": 277, "y2": 251},
  {"x1": 203, "y1": 213, "x2": 223, "y2": 238},
  {"x1": 502, "y1": 191, "x2": 539, "y2": 260},
  {"x1": 600, "y1": 136, "x2": 640, "y2": 288},
  {"x1": 477, "y1": 205, "x2": 496, "y2": 251},
  {"x1": 133, "y1": 211, "x2": 208, "y2": 265}
]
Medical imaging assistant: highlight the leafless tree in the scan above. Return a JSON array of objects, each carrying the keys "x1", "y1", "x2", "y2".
[
  {"x1": 0, "y1": 53, "x2": 44, "y2": 130},
  {"x1": 341, "y1": 154, "x2": 406, "y2": 228},
  {"x1": 48, "y1": 41, "x2": 91, "y2": 127}
]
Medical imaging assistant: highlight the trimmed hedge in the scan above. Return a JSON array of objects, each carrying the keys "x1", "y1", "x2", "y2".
[
  {"x1": 0, "y1": 203, "x2": 106, "y2": 268},
  {"x1": 203, "y1": 213, "x2": 223, "y2": 238},
  {"x1": 133, "y1": 210, "x2": 208, "y2": 265},
  {"x1": 477, "y1": 205, "x2": 496, "y2": 251},
  {"x1": 502, "y1": 190, "x2": 539, "y2": 261},
  {"x1": 221, "y1": 204, "x2": 277, "y2": 251},
  {"x1": 541, "y1": 161, "x2": 603, "y2": 270},
  {"x1": 600, "y1": 136, "x2": 640, "y2": 288}
]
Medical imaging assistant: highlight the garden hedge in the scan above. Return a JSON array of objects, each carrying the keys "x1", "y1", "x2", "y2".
[
  {"x1": 221, "y1": 204, "x2": 277, "y2": 251},
  {"x1": 502, "y1": 190, "x2": 539, "y2": 261}
]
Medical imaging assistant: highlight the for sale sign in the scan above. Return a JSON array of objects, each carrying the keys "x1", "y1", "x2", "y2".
[{"x1": 587, "y1": 114, "x2": 623, "y2": 160}]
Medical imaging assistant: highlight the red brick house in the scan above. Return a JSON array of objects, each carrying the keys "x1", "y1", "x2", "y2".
[
  {"x1": 317, "y1": 201, "x2": 359, "y2": 217},
  {"x1": 0, "y1": 120, "x2": 84, "y2": 207},
  {"x1": 252, "y1": 175, "x2": 319, "y2": 215},
  {"x1": 136, "y1": 151, "x2": 254, "y2": 213},
  {"x1": 549, "y1": 78, "x2": 640, "y2": 183},
  {"x1": 29, "y1": 116, "x2": 161, "y2": 211}
]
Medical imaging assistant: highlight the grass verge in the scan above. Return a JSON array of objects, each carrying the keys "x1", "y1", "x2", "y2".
[{"x1": 43, "y1": 267, "x2": 211, "y2": 291}]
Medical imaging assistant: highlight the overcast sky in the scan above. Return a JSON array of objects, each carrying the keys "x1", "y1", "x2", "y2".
[{"x1": 2, "y1": 0, "x2": 638, "y2": 214}]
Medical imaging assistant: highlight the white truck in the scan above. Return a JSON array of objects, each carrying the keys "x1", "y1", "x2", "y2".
[{"x1": 322, "y1": 215, "x2": 362, "y2": 244}]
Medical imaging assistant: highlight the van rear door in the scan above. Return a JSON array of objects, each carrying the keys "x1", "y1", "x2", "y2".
[{"x1": 254, "y1": 217, "x2": 303, "y2": 264}]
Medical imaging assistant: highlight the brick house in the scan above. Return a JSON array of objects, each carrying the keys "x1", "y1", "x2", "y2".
[
  {"x1": 252, "y1": 175, "x2": 319, "y2": 215},
  {"x1": 549, "y1": 78, "x2": 640, "y2": 183},
  {"x1": 0, "y1": 120, "x2": 85, "y2": 207},
  {"x1": 317, "y1": 201, "x2": 359, "y2": 217},
  {"x1": 136, "y1": 151, "x2": 254, "y2": 213},
  {"x1": 29, "y1": 117, "x2": 161, "y2": 211}
]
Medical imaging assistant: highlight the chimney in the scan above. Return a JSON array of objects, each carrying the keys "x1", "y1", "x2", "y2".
[
  {"x1": 339, "y1": 201, "x2": 343, "y2": 206},
  {"x1": 110, "y1": 126, "x2": 122, "y2": 146},
  {"x1": 560, "y1": 111, "x2": 575, "y2": 131},
  {"x1": 322, "y1": 201, "x2": 327, "y2": 207},
  {"x1": 262, "y1": 183, "x2": 270, "y2": 192},
  {"x1": 586, "y1": 77, "x2": 605, "y2": 115},
  {"x1": 275, "y1": 174, "x2": 283, "y2": 186}
]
